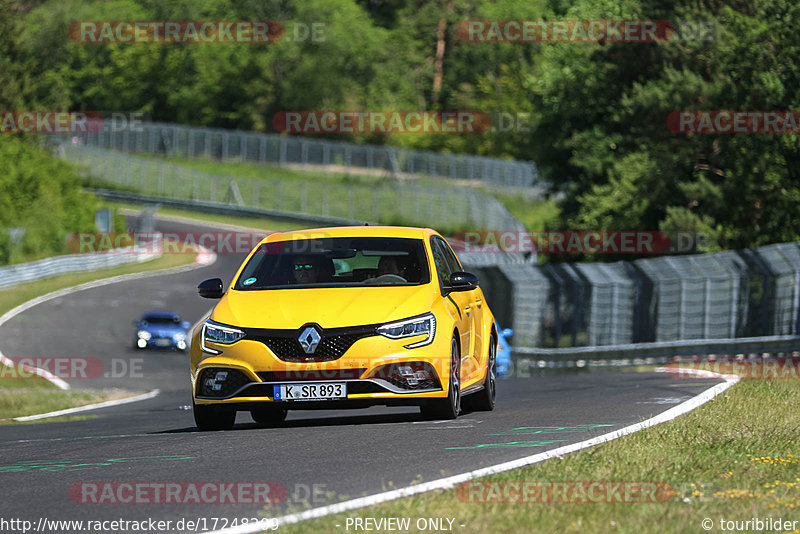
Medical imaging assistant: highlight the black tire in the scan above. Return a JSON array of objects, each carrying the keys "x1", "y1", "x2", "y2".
[
  {"x1": 250, "y1": 405, "x2": 288, "y2": 425},
  {"x1": 463, "y1": 334, "x2": 497, "y2": 412},
  {"x1": 420, "y1": 337, "x2": 461, "y2": 420},
  {"x1": 193, "y1": 402, "x2": 235, "y2": 431}
]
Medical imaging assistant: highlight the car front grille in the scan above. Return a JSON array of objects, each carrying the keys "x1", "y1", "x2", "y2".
[
  {"x1": 257, "y1": 369, "x2": 367, "y2": 381},
  {"x1": 245, "y1": 324, "x2": 379, "y2": 362}
]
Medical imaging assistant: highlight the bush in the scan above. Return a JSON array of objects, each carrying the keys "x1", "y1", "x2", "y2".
[{"x1": 0, "y1": 137, "x2": 97, "y2": 264}]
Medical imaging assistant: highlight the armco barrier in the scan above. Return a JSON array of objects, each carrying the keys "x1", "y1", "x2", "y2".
[
  {"x1": 0, "y1": 243, "x2": 159, "y2": 290},
  {"x1": 513, "y1": 335, "x2": 800, "y2": 360}
]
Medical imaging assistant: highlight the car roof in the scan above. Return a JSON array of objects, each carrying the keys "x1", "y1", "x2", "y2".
[
  {"x1": 259, "y1": 226, "x2": 438, "y2": 246},
  {"x1": 142, "y1": 311, "x2": 181, "y2": 319}
]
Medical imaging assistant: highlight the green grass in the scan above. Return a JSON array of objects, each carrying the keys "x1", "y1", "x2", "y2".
[
  {"x1": 0, "y1": 248, "x2": 195, "y2": 422},
  {"x1": 0, "y1": 388, "x2": 120, "y2": 423},
  {"x1": 271, "y1": 378, "x2": 800, "y2": 534},
  {"x1": 142, "y1": 155, "x2": 384, "y2": 186},
  {"x1": 489, "y1": 190, "x2": 560, "y2": 232},
  {"x1": 0, "y1": 250, "x2": 193, "y2": 317}
]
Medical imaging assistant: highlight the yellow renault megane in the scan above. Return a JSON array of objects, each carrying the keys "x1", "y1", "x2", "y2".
[{"x1": 190, "y1": 226, "x2": 498, "y2": 430}]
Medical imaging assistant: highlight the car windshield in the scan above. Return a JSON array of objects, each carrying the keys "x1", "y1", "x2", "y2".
[
  {"x1": 142, "y1": 316, "x2": 181, "y2": 325},
  {"x1": 234, "y1": 237, "x2": 430, "y2": 290}
]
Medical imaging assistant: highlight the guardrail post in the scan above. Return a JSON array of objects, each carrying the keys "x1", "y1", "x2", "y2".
[{"x1": 348, "y1": 186, "x2": 354, "y2": 220}]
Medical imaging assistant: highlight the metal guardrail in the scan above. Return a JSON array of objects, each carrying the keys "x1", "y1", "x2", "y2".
[
  {"x1": 62, "y1": 120, "x2": 541, "y2": 189},
  {"x1": 0, "y1": 244, "x2": 160, "y2": 289},
  {"x1": 513, "y1": 335, "x2": 800, "y2": 360},
  {"x1": 90, "y1": 188, "x2": 363, "y2": 228}
]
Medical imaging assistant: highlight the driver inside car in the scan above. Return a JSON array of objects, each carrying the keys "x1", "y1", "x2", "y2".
[{"x1": 377, "y1": 255, "x2": 408, "y2": 280}]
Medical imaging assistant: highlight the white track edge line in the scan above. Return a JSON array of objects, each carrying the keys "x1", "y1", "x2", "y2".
[
  {"x1": 208, "y1": 368, "x2": 739, "y2": 534},
  {"x1": 12, "y1": 389, "x2": 161, "y2": 421}
]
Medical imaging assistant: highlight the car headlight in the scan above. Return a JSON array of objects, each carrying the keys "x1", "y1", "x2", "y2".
[
  {"x1": 201, "y1": 321, "x2": 245, "y2": 354},
  {"x1": 173, "y1": 332, "x2": 187, "y2": 341},
  {"x1": 377, "y1": 313, "x2": 436, "y2": 349},
  {"x1": 137, "y1": 330, "x2": 152, "y2": 340}
]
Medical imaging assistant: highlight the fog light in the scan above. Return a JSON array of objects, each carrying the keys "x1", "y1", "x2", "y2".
[
  {"x1": 177, "y1": 340, "x2": 187, "y2": 350},
  {"x1": 398, "y1": 365, "x2": 430, "y2": 386},
  {"x1": 136, "y1": 338, "x2": 147, "y2": 348}
]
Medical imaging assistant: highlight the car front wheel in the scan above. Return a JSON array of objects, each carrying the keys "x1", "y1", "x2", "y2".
[
  {"x1": 420, "y1": 337, "x2": 461, "y2": 420},
  {"x1": 250, "y1": 405, "x2": 288, "y2": 425},
  {"x1": 193, "y1": 402, "x2": 235, "y2": 431},
  {"x1": 463, "y1": 333, "x2": 496, "y2": 412}
]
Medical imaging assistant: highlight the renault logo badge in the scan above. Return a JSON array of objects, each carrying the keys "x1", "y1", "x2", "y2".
[{"x1": 298, "y1": 326, "x2": 321, "y2": 354}]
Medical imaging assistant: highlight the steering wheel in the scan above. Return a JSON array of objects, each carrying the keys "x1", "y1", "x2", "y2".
[{"x1": 364, "y1": 274, "x2": 407, "y2": 284}]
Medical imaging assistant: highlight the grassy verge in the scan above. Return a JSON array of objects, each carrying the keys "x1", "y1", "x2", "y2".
[
  {"x1": 110, "y1": 201, "x2": 306, "y2": 233},
  {"x1": 272, "y1": 378, "x2": 800, "y2": 533},
  {"x1": 0, "y1": 250, "x2": 193, "y2": 317},
  {"x1": 0, "y1": 249, "x2": 195, "y2": 423},
  {"x1": 489, "y1": 190, "x2": 560, "y2": 232},
  {"x1": 73, "y1": 149, "x2": 560, "y2": 235}
]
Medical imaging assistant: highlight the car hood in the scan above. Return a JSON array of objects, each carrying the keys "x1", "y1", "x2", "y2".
[{"x1": 212, "y1": 285, "x2": 435, "y2": 329}]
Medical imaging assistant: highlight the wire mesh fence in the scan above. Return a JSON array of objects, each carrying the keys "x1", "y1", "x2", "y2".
[
  {"x1": 62, "y1": 120, "x2": 540, "y2": 189},
  {"x1": 475, "y1": 242, "x2": 800, "y2": 349},
  {"x1": 56, "y1": 142, "x2": 528, "y2": 235}
]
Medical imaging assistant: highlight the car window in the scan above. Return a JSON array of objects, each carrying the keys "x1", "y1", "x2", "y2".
[
  {"x1": 439, "y1": 237, "x2": 463, "y2": 274},
  {"x1": 430, "y1": 237, "x2": 455, "y2": 287},
  {"x1": 234, "y1": 237, "x2": 430, "y2": 290},
  {"x1": 142, "y1": 316, "x2": 180, "y2": 325}
]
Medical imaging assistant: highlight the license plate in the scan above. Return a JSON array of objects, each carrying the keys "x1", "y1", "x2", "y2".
[
  {"x1": 154, "y1": 338, "x2": 171, "y2": 347},
  {"x1": 274, "y1": 382, "x2": 347, "y2": 401}
]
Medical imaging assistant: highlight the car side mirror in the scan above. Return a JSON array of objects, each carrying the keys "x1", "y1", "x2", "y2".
[
  {"x1": 502, "y1": 328, "x2": 514, "y2": 338},
  {"x1": 448, "y1": 271, "x2": 479, "y2": 292},
  {"x1": 198, "y1": 278, "x2": 224, "y2": 299},
  {"x1": 181, "y1": 321, "x2": 191, "y2": 330}
]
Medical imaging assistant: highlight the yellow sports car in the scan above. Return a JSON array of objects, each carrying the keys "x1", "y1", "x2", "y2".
[{"x1": 190, "y1": 226, "x2": 498, "y2": 430}]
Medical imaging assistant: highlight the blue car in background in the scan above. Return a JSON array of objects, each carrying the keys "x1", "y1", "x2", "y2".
[
  {"x1": 496, "y1": 326, "x2": 513, "y2": 377},
  {"x1": 133, "y1": 311, "x2": 191, "y2": 352}
]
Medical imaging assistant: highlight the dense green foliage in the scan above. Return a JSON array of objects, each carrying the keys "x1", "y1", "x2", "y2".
[
  {"x1": 0, "y1": 137, "x2": 97, "y2": 264},
  {"x1": 3, "y1": 0, "x2": 798, "y2": 255}
]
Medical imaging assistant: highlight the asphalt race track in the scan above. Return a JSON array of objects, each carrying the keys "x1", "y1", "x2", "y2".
[{"x1": 0, "y1": 216, "x2": 724, "y2": 531}]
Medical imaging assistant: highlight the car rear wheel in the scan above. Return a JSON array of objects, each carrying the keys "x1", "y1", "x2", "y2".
[
  {"x1": 193, "y1": 402, "x2": 235, "y2": 431},
  {"x1": 463, "y1": 333, "x2": 496, "y2": 412},
  {"x1": 420, "y1": 337, "x2": 461, "y2": 420},
  {"x1": 250, "y1": 405, "x2": 288, "y2": 425}
]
